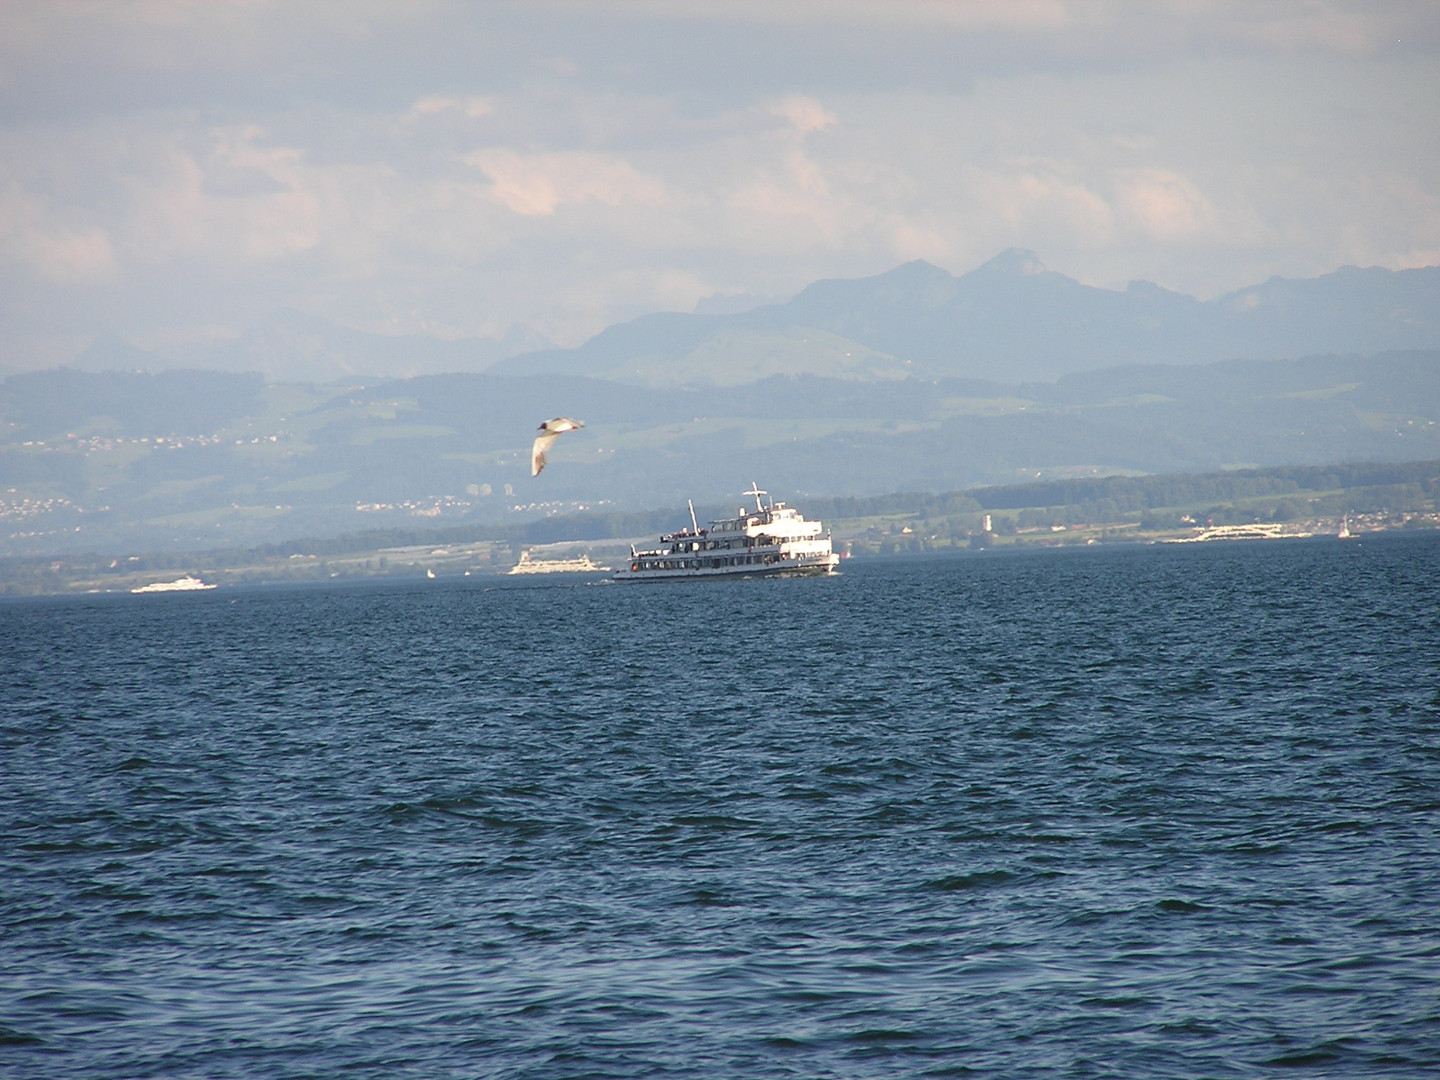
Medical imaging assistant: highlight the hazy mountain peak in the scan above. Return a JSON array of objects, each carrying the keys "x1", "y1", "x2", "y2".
[
  {"x1": 496, "y1": 323, "x2": 555, "y2": 355},
  {"x1": 1124, "y1": 279, "x2": 1196, "y2": 303},
  {"x1": 876, "y1": 259, "x2": 953, "y2": 283},
  {"x1": 268, "y1": 307, "x2": 337, "y2": 333},
  {"x1": 971, "y1": 248, "x2": 1048, "y2": 277},
  {"x1": 71, "y1": 334, "x2": 164, "y2": 373},
  {"x1": 788, "y1": 259, "x2": 952, "y2": 305}
]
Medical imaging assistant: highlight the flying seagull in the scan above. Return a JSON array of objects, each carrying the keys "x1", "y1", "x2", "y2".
[{"x1": 531, "y1": 417, "x2": 584, "y2": 476}]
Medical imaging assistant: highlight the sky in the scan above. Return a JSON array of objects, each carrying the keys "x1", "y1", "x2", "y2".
[{"x1": 1, "y1": 0, "x2": 1438, "y2": 376}]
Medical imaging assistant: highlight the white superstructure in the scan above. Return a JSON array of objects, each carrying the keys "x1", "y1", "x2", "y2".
[
  {"x1": 1163, "y1": 523, "x2": 1313, "y2": 543},
  {"x1": 130, "y1": 575, "x2": 216, "y2": 593},
  {"x1": 614, "y1": 484, "x2": 840, "y2": 582},
  {"x1": 509, "y1": 551, "x2": 608, "y2": 574}
]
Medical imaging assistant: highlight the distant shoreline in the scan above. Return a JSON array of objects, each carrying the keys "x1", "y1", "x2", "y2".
[
  {"x1": 5, "y1": 459, "x2": 1439, "y2": 596},
  {"x1": 4, "y1": 515, "x2": 1436, "y2": 598}
]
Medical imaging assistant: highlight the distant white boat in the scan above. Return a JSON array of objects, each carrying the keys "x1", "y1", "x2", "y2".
[
  {"x1": 508, "y1": 551, "x2": 608, "y2": 574},
  {"x1": 1163, "y1": 523, "x2": 1312, "y2": 543},
  {"x1": 1338, "y1": 515, "x2": 1353, "y2": 539},
  {"x1": 131, "y1": 575, "x2": 216, "y2": 593}
]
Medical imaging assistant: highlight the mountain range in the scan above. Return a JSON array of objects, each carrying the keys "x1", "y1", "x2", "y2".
[
  {"x1": 55, "y1": 251, "x2": 1440, "y2": 385},
  {"x1": 494, "y1": 250, "x2": 1440, "y2": 384}
]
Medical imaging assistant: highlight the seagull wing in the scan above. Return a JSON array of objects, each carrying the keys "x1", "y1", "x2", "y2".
[{"x1": 531, "y1": 432, "x2": 560, "y2": 476}]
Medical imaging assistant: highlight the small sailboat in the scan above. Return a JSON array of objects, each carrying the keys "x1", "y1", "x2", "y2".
[{"x1": 1338, "y1": 515, "x2": 1353, "y2": 539}]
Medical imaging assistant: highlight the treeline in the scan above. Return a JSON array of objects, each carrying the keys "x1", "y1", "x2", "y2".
[
  {"x1": 789, "y1": 461, "x2": 1439, "y2": 533},
  {"x1": 799, "y1": 490, "x2": 982, "y2": 521},
  {"x1": 968, "y1": 461, "x2": 1440, "y2": 513},
  {"x1": 208, "y1": 494, "x2": 989, "y2": 558},
  {"x1": 198, "y1": 507, "x2": 694, "y2": 561}
]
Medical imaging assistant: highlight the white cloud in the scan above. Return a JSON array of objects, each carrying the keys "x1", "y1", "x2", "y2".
[
  {"x1": 462, "y1": 148, "x2": 667, "y2": 216},
  {"x1": 0, "y1": 179, "x2": 114, "y2": 283},
  {"x1": 0, "y1": 1, "x2": 1437, "y2": 371},
  {"x1": 410, "y1": 95, "x2": 494, "y2": 119},
  {"x1": 770, "y1": 95, "x2": 837, "y2": 136},
  {"x1": 1113, "y1": 168, "x2": 1213, "y2": 240}
]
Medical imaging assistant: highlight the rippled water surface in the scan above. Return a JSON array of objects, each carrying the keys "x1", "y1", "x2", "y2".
[{"x1": 4, "y1": 535, "x2": 1440, "y2": 1078}]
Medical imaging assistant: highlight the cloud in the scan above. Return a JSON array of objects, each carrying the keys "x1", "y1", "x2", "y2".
[
  {"x1": 770, "y1": 95, "x2": 837, "y2": 135},
  {"x1": 1114, "y1": 168, "x2": 1213, "y2": 240},
  {"x1": 0, "y1": 1, "x2": 1437, "y2": 372},
  {"x1": 0, "y1": 186, "x2": 117, "y2": 284},
  {"x1": 410, "y1": 95, "x2": 494, "y2": 119},
  {"x1": 567, "y1": 0, "x2": 1074, "y2": 32},
  {"x1": 959, "y1": 159, "x2": 1115, "y2": 243},
  {"x1": 462, "y1": 148, "x2": 667, "y2": 216}
]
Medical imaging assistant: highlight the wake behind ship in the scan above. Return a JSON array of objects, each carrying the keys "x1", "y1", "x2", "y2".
[{"x1": 614, "y1": 484, "x2": 840, "y2": 582}]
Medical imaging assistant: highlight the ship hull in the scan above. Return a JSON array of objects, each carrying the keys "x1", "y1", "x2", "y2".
[{"x1": 613, "y1": 552, "x2": 839, "y2": 582}]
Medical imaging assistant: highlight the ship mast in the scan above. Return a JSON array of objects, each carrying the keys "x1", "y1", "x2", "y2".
[
  {"x1": 743, "y1": 482, "x2": 768, "y2": 512},
  {"x1": 688, "y1": 499, "x2": 700, "y2": 534}
]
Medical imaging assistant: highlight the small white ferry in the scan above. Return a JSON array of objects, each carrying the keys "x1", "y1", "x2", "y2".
[
  {"x1": 130, "y1": 575, "x2": 216, "y2": 593},
  {"x1": 614, "y1": 484, "x2": 840, "y2": 582},
  {"x1": 509, "y1": 551, "x2": 609, "y2": 574},
  {"x1": 1164, "y1": 523, "x2": 1312, "y2": 543}
]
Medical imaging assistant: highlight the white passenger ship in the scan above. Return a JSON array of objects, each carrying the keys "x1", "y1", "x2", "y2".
[{"x1": 614, "y1": 484, "x2": 840, "y2": 582}]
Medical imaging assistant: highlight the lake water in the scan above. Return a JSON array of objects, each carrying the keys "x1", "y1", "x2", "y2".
[{"x1": 3, "y1": 535, "x2": 1439, "y2": 1078}]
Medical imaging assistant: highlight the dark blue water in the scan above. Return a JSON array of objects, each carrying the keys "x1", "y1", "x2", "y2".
[{"x1": 4, "y1": 536, "x2": 1439, "y2": 1079}]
